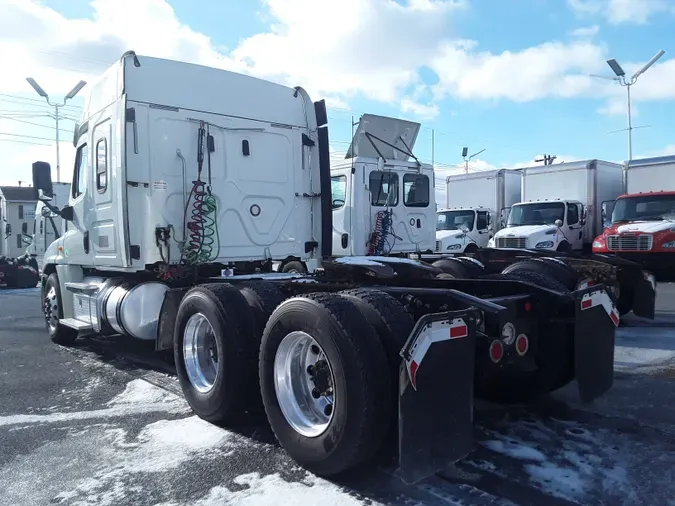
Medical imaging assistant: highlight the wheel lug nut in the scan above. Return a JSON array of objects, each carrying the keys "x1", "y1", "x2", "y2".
[
  {"x1": 306, "y1": 365, "x2": 314, "y2": 375},
  {"x1": 310, "y1": 345, "x2": 320, "y2": 354},
  {"x1": 311, "y1": 388, "x2": 321, "y2": 399},
  {"x1": 324, "y1": 404, "x2": 333, "y2": 416}
]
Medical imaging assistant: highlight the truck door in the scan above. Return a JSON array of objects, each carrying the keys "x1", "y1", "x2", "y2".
[
  {"x1": 62, "y1": 139, "x2": 92, "y2": 266},
  {"x1": 366, "y1": 168, "x2": 400, "y2": 255},
  {"x1": 91, "y1": 114, "x2": 124, "y2": 268},
  {"x1": 566, "y1": 202, "x2": 584, "y2": 250},
  {"x1": 400, "y1": 172, "x2": 433, "y2": 252},
  {"x1": 331, "y1": 171, "x2": 352, "y2": 256},
  {"x1": 476, "y1": 210, "x2": 491, "y2": 247}
]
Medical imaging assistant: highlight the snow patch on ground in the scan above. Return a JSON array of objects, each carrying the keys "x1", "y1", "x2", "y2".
[
  {"x1": 0, "y1": 379, "x2": 187, "y2": 427},
  {"x1": 162, "y1": 472, "x2": 377, "y2": 506}
]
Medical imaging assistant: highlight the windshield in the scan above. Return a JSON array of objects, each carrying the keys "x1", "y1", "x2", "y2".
[
  {"x1": 612, "y1": 194, "x2": 675, "y2": 223},
  {"x1": 436, "y1": 210, "x2": 475, "y2": 231},
  {"x1": 507, "y1": 202, "x2": 565, "y2": 226}
]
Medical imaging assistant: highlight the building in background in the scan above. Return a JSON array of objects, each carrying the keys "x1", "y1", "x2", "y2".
[{"x1": 0, "y1": 186, "x2": 37, "y2": 258}]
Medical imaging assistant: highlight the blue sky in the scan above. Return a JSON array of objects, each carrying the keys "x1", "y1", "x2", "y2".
[{"x1": 1, "y1": 0, "x2": 673, "y2": 198}]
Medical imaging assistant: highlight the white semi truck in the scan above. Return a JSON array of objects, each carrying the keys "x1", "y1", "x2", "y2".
[
  {"x1": 490, "y1": 159, "x2": 624, "y2": 252},
  {"x1": 33, "y1": 51, "x2": 621, "y2": 484},
  {"x1": 279, "y1": 114, "x2": 436, "y2": 273},
  {"x1": 436, "y1": 169, "x2": 521, "y2": 253},
  {"x1": 0, "y1": 189, "x2": 40, "y2": 288}
]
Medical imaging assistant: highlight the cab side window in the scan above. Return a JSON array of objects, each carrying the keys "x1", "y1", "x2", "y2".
[
  {"x1": 72, "y1": 144, "x2": 89, "y2": 199},
  {"x1": 567, "y1": 204, "x2": 579, "y2": 225},
  {"x1": 403, "y1": 174, "x2": 430, "y2": 207},
  {"x1": 476, "y1": 211, "x2": 489, "y2": 230},
  {"x1": 96, "y1": 138, "x2": 108, "y2": 193},
  {"x1": 331, "y1": 176, "x2": 346, "y2": 210},
  {"x1": 369, "y1": 171, "x2": 399, "y2": 206}
]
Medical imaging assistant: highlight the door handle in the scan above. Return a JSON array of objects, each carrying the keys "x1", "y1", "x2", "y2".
[
  {"x1": 83, "y1": 231, "x2": 89, "y2": 254},
  {"x1": 416, "y1": 219, "x2": 421, "y2": 228}
]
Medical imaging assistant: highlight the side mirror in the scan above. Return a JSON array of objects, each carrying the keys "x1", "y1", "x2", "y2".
[
  {"x1": 21, "y1": 222, "x2": 28, "y2": 235},
  {"x1": 487, "y1": 223, "x2": 494, "y2": 232},
  {"x1": 72, "y1": 122, "x2": 80, "y2": 147},
  {"x1": 60, "y1": 205, "x2": 74, "y2": 221},
  {"x1": 40, "y1": 206, "x2": 52, "y2": 218},
  {"x1": 554, "y1": 219, "x2": 563, "y2": 228},
  {"x1": 32, "y1": 161, "x2": 54, "y2": 201}
]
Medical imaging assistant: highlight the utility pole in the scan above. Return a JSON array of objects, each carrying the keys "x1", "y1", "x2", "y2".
[
  {"x1": 535, "y1": 154, "x2": 557, "y2": 166},
  {"x1": 25, "y1": 78, "x2": 87, "y2": 182},
  {"x1": 590, "y1": 49, "x2": 665, "y2": 162}
]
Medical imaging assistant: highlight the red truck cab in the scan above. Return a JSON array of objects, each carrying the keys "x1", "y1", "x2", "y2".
[{"x1": 592, "y1": 190, "x2": 675, "y2": 273}]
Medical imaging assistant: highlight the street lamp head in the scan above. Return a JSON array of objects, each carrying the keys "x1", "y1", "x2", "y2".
[
  {"x1": 632, "y1": 49, "x2": 665, "y2": 80},
  {"x1": 26, "y1": 77, "x2": 49, "y2": 99},
  {"x1": 461, "y1": 147, "x2": 468, "y2": 158},
  {"x1": 65, "y1": 80, "x2": 87, "y2": 100},
  {"x1": 606, "y1": 59, "x2": 626, "y2": 77},
  {"x1": 589, "y1": 73, "x2": 621, "y2": 81}
]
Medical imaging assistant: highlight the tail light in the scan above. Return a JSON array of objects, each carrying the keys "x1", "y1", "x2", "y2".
[
  {"x1": 515, "y1": 334, "x2": 529, "y2": 356},
  {"x1": 489, "y1": 340, "x2": 504, "y2": 363}
]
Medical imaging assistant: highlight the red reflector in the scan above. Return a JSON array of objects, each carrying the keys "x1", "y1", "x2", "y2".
[
  {"x1": 581, "y1": 298, "x2": 593, "y2": 310},
  {"x1": 610, "y1": 311, "x2": 620, "y2": 327},
  {"x1": 450, "y1": 325, "x2": 468, "y2": 339},
  {"x1": 524, "y1": 302, "x2": 532, "y2": 312},
  {"x1": 489, "y1": 340, "x2": 503, "y2": 363},
  {"x1": 409, "y1": 361, "x2": 419, "y2": 389},
  {"x1": 515, "y1": 334, "x2": 529, "y2": 356}
]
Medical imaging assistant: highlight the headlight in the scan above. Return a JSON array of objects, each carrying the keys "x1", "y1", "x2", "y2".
[
  {"x1": 446, "y1": 244, "x2": 462, "y2": 250},
  {"x1": 592, "y1": 240, "x2": 604, "y2": 249},
  {"x1": 663, "y1": 241, "x2": 675, "y2": 248},
  {"x1": 535, "y1": 241, "x2": 554, "y2": 249}
]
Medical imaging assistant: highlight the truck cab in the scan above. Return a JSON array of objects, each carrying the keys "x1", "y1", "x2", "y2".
[
  {"x1": 330, "y1": 114, "x2": 435, "y2": 257},
  {"x1": 24, "y1": 183, "x2": 71, "y2": 270},
  {"x1": 592, "y1": 191, "x2": 675, "y2": 270},
  {"x1": 435, "y1": 207, "x2": 492, "y2": 253},
  {"x1": 490, "y1": 199, "x2": 586, "y2": 252}
]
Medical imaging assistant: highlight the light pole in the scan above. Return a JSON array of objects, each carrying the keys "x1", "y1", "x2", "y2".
[
  {"x1": 461, "y1": 147, "x2": 486, "y2": 174},
  {"x1": 25, "y1": 78, "x2": 87, "y2": 182},
  {"x1": 590, "y1": 49, "x2": 665, "y2": 162}
]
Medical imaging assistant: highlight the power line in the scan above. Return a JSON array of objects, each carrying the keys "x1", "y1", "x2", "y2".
[
  {"x1": 0, "y1": 138, "x2": 50, "y2": 146},
  {"x1": 0, "y1": 95, "x2": 82, "y2": 111},
  {"x1": 0, "y1": 116, "x2": 72, "y2": 133},
  {"x1": 0, "y1": 131, "x2": 56, "y2": 142}
]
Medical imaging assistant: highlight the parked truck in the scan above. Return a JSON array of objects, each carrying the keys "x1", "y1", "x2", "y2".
[
  {"x1": 279, "y1": 113, "x2": 436, "y2": 273},
  {"x1": 436, "y1": 169, "x2": 521, "y2": 253},
  {"x1": 490, "y1": 159, "x2": 624, "y2": 252},
  {"x1": 0, "y1": 189, "x2": 40, "y2": 288},
  {"x1": 34, "y1": 52, "x2": 620, "y2": 485},
  {"x1": 24, "y1": 182, "x2": 71, "y2": 270},
  {"x1": 592, "y1": 155, "x2": 675, "y2": 275}
]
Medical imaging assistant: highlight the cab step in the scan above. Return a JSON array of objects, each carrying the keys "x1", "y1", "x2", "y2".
[{"x1": 59, "y1": 318, "x2": 94, "y2": 331}]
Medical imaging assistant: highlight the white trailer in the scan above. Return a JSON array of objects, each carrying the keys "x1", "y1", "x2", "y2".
[
  {"x1": 31, "y1": 52, "x2": 621, "y2": 485},
  {"x1": 491, "y1": 160, "x2": 623, "y2": 252},
  {"x1": 436, "y1": 169, "x2": 521, "y2": 253}
]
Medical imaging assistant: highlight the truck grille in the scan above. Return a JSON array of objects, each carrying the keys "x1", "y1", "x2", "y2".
[
  {"x1": 607, "y1": 234, "x2": 653, "y2": 251},
  {"x1": 496, "y1": 237, "x2": 528, "y2": 249}
]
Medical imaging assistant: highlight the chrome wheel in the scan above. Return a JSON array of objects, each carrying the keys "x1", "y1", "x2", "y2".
[
  {"x1": 183, "y1": 313, "x2": 219, "y2": 393},
  {"x1": 274, "y1": 331, "x2": 335, "y2": 437},
  {"x1": 44, "y1": 286, "x2": 59, "y2": 332}
]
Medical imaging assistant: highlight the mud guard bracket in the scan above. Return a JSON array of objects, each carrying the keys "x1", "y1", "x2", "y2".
[
  {"x1": 574, "y1": 285, "x2": 617, "y2": 403},
  {"x1": 398, "y1": 309, "x2": 478, "y2": 484}
]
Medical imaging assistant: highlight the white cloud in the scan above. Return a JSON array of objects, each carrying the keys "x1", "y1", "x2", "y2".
[
  {"x1": 400, "y1": 98, "x2": 440, "y2": 120},
  {"x1": 567, "y1": 0, "x2": 674, "y2": 24},
  {"x1": 569, "y1": 25, "x2": 600, "y2": 38}
]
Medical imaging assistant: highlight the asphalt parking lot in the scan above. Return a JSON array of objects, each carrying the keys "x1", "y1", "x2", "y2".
[{"x1": 1, "y1": 284, "x2": 674, "y2": 506}]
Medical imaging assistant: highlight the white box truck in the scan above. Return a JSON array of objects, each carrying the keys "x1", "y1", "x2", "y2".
[
  {"x1": 436, "y1": 169, "x2": 521, "y2": 253},
  {"x1": 592, "y1": 154, "x2": 675, "y2": 273},
  {"x1": 490, "y1": 159, "x2": 624, "y2": 252},
  {"x1": 32, "y1": 51, "x2": 621, "y2": 485}
]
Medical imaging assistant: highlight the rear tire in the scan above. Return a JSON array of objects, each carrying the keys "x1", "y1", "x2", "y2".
[
  {"x1": 174, "y1": 283, "x2": 259, "y2": 424},
  {"x1": 44, "y1": 273, "x2": 78, "y2": 345},
  {"x1": 432, "y1": 258, "x2": 474, "y2": 279},
  {"x1": 281, "y1": 261, "x2": 306, "y2": 274},
  {"x1": 259, "y1": 293, "x2": 391, "y2": 477},
  {"x1": 502, "y1": 258, "x2": 576, "y2": 290}
]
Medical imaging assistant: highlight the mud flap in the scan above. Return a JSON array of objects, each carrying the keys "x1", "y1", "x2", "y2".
[
  {"x1": 632, "y1": 272, "x2": 656, "y2": 319},
  {"x1": 398, "y1": 310, "x2": 477, "y2": 484},
  {"x1": 574, "y1": 286, "x2": 617, "y2": 403}
]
